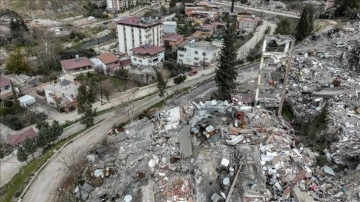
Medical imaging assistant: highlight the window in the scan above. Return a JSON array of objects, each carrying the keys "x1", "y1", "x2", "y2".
[
  {"x1": 179, "y1": 54, "x2": 184, "y2": 57},
  {"x1": 194, "y1": 51, "x2": 198, "y2": 54},
  {"x1": 194, "y1": 62, "x2": 198, "y2": 66},
  {"x1": 133, "y1": 58, "x2": 137, "y2": 61},
  {"x1": 194, "y1": 57, "x2": 199, "y2": 60},
  {"x1": 139, "y1": 60, "x2": 142, "y2": 62}
]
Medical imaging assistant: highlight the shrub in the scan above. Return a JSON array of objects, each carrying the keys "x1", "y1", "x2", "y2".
[{"x1": 174, "y1": 74, "x2": 187, "y2": 85}]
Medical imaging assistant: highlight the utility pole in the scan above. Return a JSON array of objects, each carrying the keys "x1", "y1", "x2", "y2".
[
  {"x1": 231, "y1": 0, "x2": 235, "y2": 13},
  {"x1": 278, "y1": 42, "x2": 294, "y2": 116},
  {"x1": 202, "y1": 51, "x2": 206, "y2": 69}
]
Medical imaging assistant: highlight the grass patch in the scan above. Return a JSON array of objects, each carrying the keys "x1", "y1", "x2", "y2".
[
  {"x1": 96, "y1": 92, "x2": 157, "y2": 116},
  {"x1": 282, "y1": 101, "x2": 294, "y2": 120},
  {"x1": 12, "y1": 0, "x2": 26, "y2": 11},
  {"x1": 109, "y1": 77, "x2": 126, "y2": 87},
  {"x1": 0, "y1": 129, "x2": 86, "y2": 202}
]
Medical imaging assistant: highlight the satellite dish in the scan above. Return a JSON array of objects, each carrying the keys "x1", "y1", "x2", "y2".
[{"x1": 223, "y1": 177, "x2": 230, "y2": 186}]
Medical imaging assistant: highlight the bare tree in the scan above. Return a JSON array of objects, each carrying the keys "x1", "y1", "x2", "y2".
[
  {"x1": 125, "y1": 100, "x2": 136, "y2": 122},
  {"x1": 32, "y1": 28, "x2": 58, "y2": 68}
]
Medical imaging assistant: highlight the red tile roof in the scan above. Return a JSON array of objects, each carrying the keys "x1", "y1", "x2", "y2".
[
  {"x1": 131, "y1": 45, "x2": 165, "y2": 56},
  {"x1": 117, "y1": 17, "x2": 162, "y2": 28},
  {"x1": 8, "y1": 127, "x2": 37, "y2": 146},
  {"x1": 163, "y1": 34, "x2": 184, "y2": 42},
  {"x1": 202, "y1": 24, "x2": 214, "y2": 31},
  {"x1": 120, "y1": 58, "x2": 131, "y2": 66},
  {"x1": 60, "y1": 57, "x2": 93, "y2": 70},
  {"x1": 0, "y1": 75, "x2": 11, "y2": 88},
  {"x1": 98, "y1": 52, "x2": 119, "y2": 65}
]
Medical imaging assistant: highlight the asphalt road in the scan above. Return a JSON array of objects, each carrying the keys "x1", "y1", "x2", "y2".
[
  {"x1": 216, "y1": 1, "x2": 300, "y2": 19},
  {"x1": 171, "y1": 64, "x2": 260, "y2": 106},
  {"x1": 21, "y1": 94, "x2": 161, "y2": 202}
]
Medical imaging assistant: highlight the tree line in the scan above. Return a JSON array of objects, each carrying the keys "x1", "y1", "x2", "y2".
[{"x1": 17, "y1": 121, "x2": 63, "y2": 162}]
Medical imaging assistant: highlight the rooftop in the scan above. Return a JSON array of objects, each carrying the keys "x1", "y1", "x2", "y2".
[
  {"x1": 163, "y1": 34, "x2": 184, "y2": 42},
  {"x1": 239, "y1": 17, "x2": 260, "y2": 22},
  {"x1": 60, "y1": 57, "x2": 93, "y2": 70},
  {"x1": 131, "y1": 44, "x2": 165, "y2": 56},
  {"x1": 43, "y1": 78, "x2": 77, "y2": 102},
  {"x1": 117, "y1": 16, "x2": 162, "y2": 28},
  {"x1": 97, "y1": 52, "x2": 119, "y2": 65},
  {"x1": 0, "y1": 75, "x2": 11, "y2": 88},
  {"x1": 184, "y1": 2, "x2": 209, "y2": 6},
  {"x1": 8, "y1": 127, "x2": 37, "y2": 146},
  {"x1": 120, "y1": 58, "x2": 131, "y2": 66},
  {"x1": 183, "y1": 40, "x2": 220, "y2": 52}
]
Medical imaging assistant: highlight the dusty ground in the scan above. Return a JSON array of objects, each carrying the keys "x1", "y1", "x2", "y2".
[{"x1": 314, "y1": 19, "x2": 338, "y2": 33}]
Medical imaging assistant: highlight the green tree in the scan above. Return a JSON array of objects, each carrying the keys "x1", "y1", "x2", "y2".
[
  {"x1": 153, "y1": 67, "x2": 167, "y2": 97},
  {"x1": 160, "y1": 5, "x2": 168, "y2": 15},
  {"x1": 77, "y1": 84, "x2": 97, "y2": 127},
  {"x1": 170, "y1": 0, "x2": 176, "y2": 10},
  {"x1": 295, "y1": 4, "x2": 314, "y2": 41},
  {"x1": 240, "y1": 0, "x2": 248, "y2": 4},
  {"x1": 77, "y1": 84, "x2": 88, "y2": 113},
  {"x1": 81, "y1": 103, "x2": 97, "y2": 127},
  {"x1": 36, "y1": 120, "x2": 49, "y2": 130},
  {"x1": 17, "y1": 146, "x2": 28, "y2": 163},
  {"x1": 335, "y1": 0, "x2": 360, "y2": 19},
  {"x1": 36, "y1": 120, "x2": 63, "y2": 147},
  {"x1": 22, "y1": 138, "x2": 37, "y2": 160},
  {"x1": 174, "y1": 74, "x2": 187, "y2": 84},
  {"x1": 37, "y1": 126, "x2": 51, "y2": 147},
  {"x1": 143, "y1": 10, "x2": 153, "y2": 17},
  {"x1": 51, "y1": 120, "x2": 63, "y2": 140},
  {"x1": 275, "y1": 17, "x2": 298, "y2": 35},
  {"x1": 6, "y1": 48, "x2": 31, "y2": 74},
  {"x1": 215, "y1": 22, "x2": 238, "y2": 100}
]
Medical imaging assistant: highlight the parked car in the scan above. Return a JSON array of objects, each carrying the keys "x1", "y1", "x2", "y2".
[
  {"x1": 335, "y1": 42, "x2": 347, "y2": 48},
  {"x1": 188, "y1": 70, "x2": 198, "y2": 76}
]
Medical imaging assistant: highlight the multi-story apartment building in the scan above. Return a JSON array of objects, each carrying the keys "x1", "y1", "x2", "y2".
[
  {"x1": 177, "y1": 40, "x2": 222, "y2": 67},
  {"x1": 117, "y1": 17, "x2": 163, "y2": 55},
  {"x1": 106, "y1": 0, "x2": 120, "y2": 11}
]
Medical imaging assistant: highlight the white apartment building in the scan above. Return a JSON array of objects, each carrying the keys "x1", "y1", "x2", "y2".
[
  {"x1": 117, "y1": 17, "x2": 163, "y2": 55},
  {"x1": 106, "y1": 0, "x2": 120, "y2": 11},
  {"x1": 177, "y1": 40, "x2": 222, "y2": 67},
  {"x1": 130, "y1": 44, "x2": 165, "y2": 66}
]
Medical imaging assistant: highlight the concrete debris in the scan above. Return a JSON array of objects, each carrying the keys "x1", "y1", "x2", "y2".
[
  {"x1": 323, "y1": 165, "x2": 336, "y2": 176},
  {"x1": 73, "y1": 24, "x2": 360, "y2": 200}
]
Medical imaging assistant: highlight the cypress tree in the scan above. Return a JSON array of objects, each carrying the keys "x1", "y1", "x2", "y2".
[
  {"x1": 153, "y1": 67, "x2": 167, "y2": 97},
  {"x1": 215, "y1": 22, "x2": 238, "y2": 100},
  {"x1": 295, "y1": 4, "x2": 314, "y2": 41}
]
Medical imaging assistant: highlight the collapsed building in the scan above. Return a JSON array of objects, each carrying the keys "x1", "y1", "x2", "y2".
[
  {"x1": 62, "y1": 28, "x2": 360, "y2": 201},
  {"x1": 37, "y1": 76, "x2": 78, "y2": 112},
  {"x1": 69, "y1": 96, "x2": 360, "y2": 201}
]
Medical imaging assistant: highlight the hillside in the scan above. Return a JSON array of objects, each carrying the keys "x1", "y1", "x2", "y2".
[{"x1": 0, "y1": 0, "x2": 104, "y2": 19}]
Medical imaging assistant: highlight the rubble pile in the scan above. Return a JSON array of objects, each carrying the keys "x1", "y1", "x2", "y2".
[
  {"x1": 73, "y1": 94, "x2": 359, "y2": 201},
  {"x1": 67, "y1": 26, "x2": 360, "y2": 202},
  {"x1": 285, "y1": 27, "x2": 360, "y2": 167}
]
